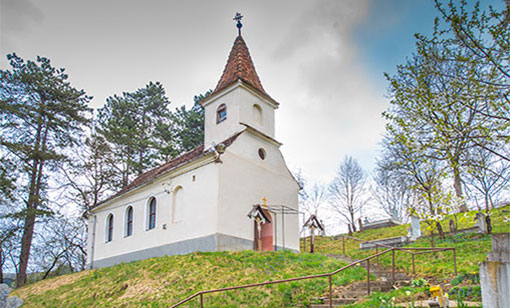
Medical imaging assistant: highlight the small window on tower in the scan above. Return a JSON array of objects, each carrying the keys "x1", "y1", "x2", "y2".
[
  {"x1": 217, "y1": 104, "x2": 227, "y2": 123},
  {"x1": 253, "y1": 104, "x2": 263, "y2": 125},
  {"x1": 258, "y1": 148, "x2": 266, "y2": 160}
]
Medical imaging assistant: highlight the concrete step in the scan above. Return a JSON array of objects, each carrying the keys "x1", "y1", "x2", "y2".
[
  {"x1": 332, "y1": 288, "x2": 368, "y2": 297},
  {"x1": 370, "y1": 272, "x2": 410, "y2": 280},
  {"x1": 353, "y1": 284, "x2": 393, "y2": 292},
  {"x1": 310, "y1": 298, "x2": 357, "y2": 307},
  {"x1": 352, "y1": 281, "x2": 392, "y2": 288}
]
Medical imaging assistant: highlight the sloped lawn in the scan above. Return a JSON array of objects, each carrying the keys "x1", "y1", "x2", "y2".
[{"x1": 13, "y1": 250, "x2": 365, "y2": 307}]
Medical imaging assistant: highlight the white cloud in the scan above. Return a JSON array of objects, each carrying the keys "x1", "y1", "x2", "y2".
[
  {"x1": 265, "y1": 0, "x2": 388, "y2": 183},
  {"x1": 0, "y1": 0, "x2": 392, "y2": 230}
]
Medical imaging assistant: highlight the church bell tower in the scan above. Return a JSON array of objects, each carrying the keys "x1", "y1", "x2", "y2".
[{"x1": 200, "y1": 14, "x2": 280, "y2": 148}]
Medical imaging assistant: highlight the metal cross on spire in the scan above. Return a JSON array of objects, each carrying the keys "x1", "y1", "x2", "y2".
[{"x1": 233, "y1": 12, "x2": 243, "y2": 35}]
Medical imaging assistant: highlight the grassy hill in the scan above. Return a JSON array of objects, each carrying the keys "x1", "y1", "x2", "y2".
[
  {"x1": 307, "y1": 205, "x2": 510, "y2": 278},
  {"x1": 12, "y1": 250, "x2": 365, "y2": 308},
  {"x1": 11, "y1": 205, "x2": 509, "y2": 307}
]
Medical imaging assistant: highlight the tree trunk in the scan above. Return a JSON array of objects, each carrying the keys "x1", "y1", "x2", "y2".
[
  {"x1": 435, "y1": 221, "x2": 445, "y2": 239},
  {"x1": 482, "y1": 192, "x2": 493, "y2": 234},
  {"x1": 453, "y1": 167, "x2": 468, "y2": 212},
  {"x1": 17, "y1": 122, "x2": 48, "y2": 287},
  {"x1": 17, "y1": 214, "x2": 36, "y2": 286},
  {"x1": 350, "y1": 212, "x2": 356, "y2": 232},
  {"x1": 428, "y1": 227, "x2": 435, "y2": 247},
  {"x1": 138, "y1": 110, "x2": 146, "y2": 175},
  {"x1": 0, "y1": 250, "x2": 4, "y2": 283},
  {"x1": 16, "y1": 160, "x2": 40, "y2": 287},
  {"x1": 485, "y1": 215, "x2": 492, "y2": 234}
]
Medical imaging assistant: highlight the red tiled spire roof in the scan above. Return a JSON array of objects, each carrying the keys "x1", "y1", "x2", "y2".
[{"x1": 212, "y1": 35, "x2": 267, "y2": 96}]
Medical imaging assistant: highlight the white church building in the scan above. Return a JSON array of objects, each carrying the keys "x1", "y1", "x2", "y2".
[{"x1": 85, "y1": 29, "x2": 300, "y2": 269}]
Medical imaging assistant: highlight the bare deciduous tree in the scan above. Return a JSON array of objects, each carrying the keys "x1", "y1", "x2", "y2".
[
  {"x1": 300, "y1": 182, "x2": 327, "y2": 236},
  {"x1": 31, "y1": 215, "x2": 87, "y2": 280},
  {"x1": 467, "y1": 148, "x2": 510, "y2": 210},
  {"x1": 0, "y1": 224, "x2": 20, "y2": 284},
  {"x1": 372, "y1": 159, "x2": 415, "y2": 223},
  {"x1": 302, "y1": 182, "x2": 326, "y2": 217},
  {"x1": 329, "y1": 156, "x2": 369, "y2": 233}
]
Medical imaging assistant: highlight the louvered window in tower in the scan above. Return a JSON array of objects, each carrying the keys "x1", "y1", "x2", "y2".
[{"x1": 217, "y1": 104, "x2": 227, "y2": 123}]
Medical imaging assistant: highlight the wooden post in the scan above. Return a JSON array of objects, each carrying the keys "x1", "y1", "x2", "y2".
[
  {"x1": 329, "y1": 275, "x2": 332, "y2": 308},
  {"x1": 310, "y1": 227, "x2": 315, "y2": 253},
  {"x1": 376, "y1": 245, "x2": 379, "y2": 265},
  {"x1": 200, "y1": 293, "x2": 203, "y2": 307},
  {"x1": 342, "y1": 236, "x2": 345, "y2": 256},
  {"x1": 367, "y1": 259, "x2": 371, "y2": 295},
  {"x1": 412, "y1": 253, "x2": 415, "y2": 275},
  {"x1": 392, "y1": 249, "x2": 395, "y2": 285},
  {"x1": 453, "y1": 248, "x2": 457, "y2": 276}
]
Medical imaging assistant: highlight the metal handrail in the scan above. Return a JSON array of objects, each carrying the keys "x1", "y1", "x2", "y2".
[
  {"x1": 340, "y1": 233, "x2": 409, "y2": 251},
  {"x1": 169, "y1": 245, "x2": 457, "y2": 308},
  {"x1": 339, "y1": 234, "x2": 457, "y2": 274}
]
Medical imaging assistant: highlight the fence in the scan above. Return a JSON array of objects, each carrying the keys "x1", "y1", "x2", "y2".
[{"x1": 170, "y1": 237, "x2": 457, "y2": 307}]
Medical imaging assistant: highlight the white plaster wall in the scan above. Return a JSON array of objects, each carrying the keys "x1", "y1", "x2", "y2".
[
  {"x1": 90, "y1": 162, "x2": 219, "y2": 262},
  {"x1": 86, "y1": 215, "x2": 94, "y2": 265},
  {"x1": 237, "y1": 88, "x2": 275, "y2": 138},
  {"x1": 217, "y1": 132, "x2": 300, "y2": 251},
  {"x1": 204, "y1": 87, "x2": 243, "y2": 148},
  {"x1": 203, "y1": 85, "x2": 276, "y2": 148}
]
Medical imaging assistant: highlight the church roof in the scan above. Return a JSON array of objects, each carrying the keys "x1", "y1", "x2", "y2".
[
  {"x1": 91, "y1": 132, "x2": 242, "y2": 211},
  {"x1": 212, "y1": 35, "x2": 268, "y2": 97}
]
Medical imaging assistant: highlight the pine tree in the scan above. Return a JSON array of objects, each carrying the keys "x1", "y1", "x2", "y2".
[
  {"x1": 170, "y1": 93, "x2": 208, "y2": 154},
  {"x1": 0, "y1": 53, "x2": 91, "y2": 286},
  {"x1": 97, "y1": 82, "x2": 172, "y2": 187}
]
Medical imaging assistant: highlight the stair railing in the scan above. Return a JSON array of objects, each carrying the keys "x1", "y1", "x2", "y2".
[
  {"x1": 338, "y1": 234, "x2": 457, "y2": 276},
  {"x1": 169, "y1": 246, "x2": 456, "y2": 308}
]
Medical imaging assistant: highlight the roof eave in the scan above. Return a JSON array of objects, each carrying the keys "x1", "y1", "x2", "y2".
[
  {"x1": 90, "y1": 152, "x2": 216, "y2": 212},
  {"x1": 200, "y1": 79, "x2": 279, "y2": 108},
  {"x1": 240, "y1": 123, "x2": 282, "y2": 147}
]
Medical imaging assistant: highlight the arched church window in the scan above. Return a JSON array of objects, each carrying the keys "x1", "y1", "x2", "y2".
[
  {"x1": 253, "y1": 104, "x2": 263, "y2": 125},
  {"x1": 106, "y1": 213, "x2": 114, "y2": 242},
  {"x1": 147, "y1": 197, "x2": 157, "y2": 230},
  {"x1": 217, "y1": 104, "x2": 227, "y2": 123},
  {"x1": 125, "y1": 206, "x2": 133, "y2": 237},
  {"x1": 172, "y1": 186, "x2": 184, "y2": 223}
]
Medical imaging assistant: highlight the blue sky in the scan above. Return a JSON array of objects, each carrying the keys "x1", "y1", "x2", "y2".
[{"x1": 354, "y1": 0, "x2": 436, "y2": 80}]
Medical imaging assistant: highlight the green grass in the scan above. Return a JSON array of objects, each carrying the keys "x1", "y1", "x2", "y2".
[
  {"x1": 13, "y1": 206, "x2": 508, "y2": 307},
  {"x1": 295, "y1": 205, "x2": 509, "y2": 308},
  {"x1": 305, "y1": 205, "x2": 509, "y2": 279},
  {"x1": 13, "y1": 250, "x2": 366, "y2": 308}
]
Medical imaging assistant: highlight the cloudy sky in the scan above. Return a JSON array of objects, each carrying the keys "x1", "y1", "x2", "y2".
[{"x1": 1, "y1": 0, "x2": 442, "y2": 185}]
